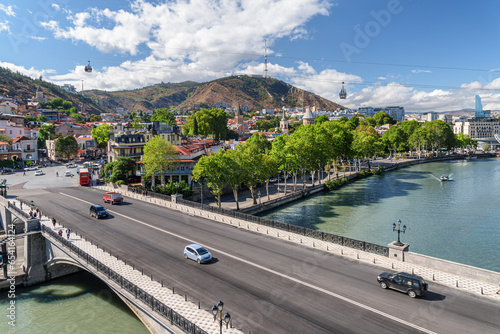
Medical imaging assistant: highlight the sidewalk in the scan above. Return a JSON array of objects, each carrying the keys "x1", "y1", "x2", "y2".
[{"x1": 95, "y1": 186, "x2": 500, "y2": 302}]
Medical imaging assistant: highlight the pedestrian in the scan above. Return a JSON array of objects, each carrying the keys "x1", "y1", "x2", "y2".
[
  {"x1": 66, "y1": 228, "x2": 70, "y2": 240},
  {"x1": 56, "y1": 171, "x2": 59, "y2": 177},
  {"x1": 36, "y1": 207, "x2": 39, "y2": 216},
  {"x1": 58, "y1": 229, "x2": 63, "y2": 237},
  {"x1": 29, "y1": 210, "x2": 33, "y2": 218},
  {"x1": 23, "y1": 170, "x2": 26, "y2": 176},
  {"x1": 20, "y1": 202, "x2": 22, "y2": 210},
  {"x1": 51, "y1": 217, "x2": 56, "y2": 228},
  {"x1": 142, "y1": 190, "x2": 145, "y2": 197}
]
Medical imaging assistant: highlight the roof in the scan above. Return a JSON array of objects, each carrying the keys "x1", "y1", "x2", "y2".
[{"x1": 303, "y1": 109, "x2": 315, "y2": 119}]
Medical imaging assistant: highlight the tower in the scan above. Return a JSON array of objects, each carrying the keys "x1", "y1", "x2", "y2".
[
  {"x1": 280, "y1": 110, "x2": 289, "y2": 134},
  {"x1": 303, "y1": 109, "x2": 315, "y2": 126},
  {"x1": 475, "y1": 95, "x2": 484, "y2": 118},
  {"x1": 235, "y1": 105, "x2": 244, "y2": 125},
  {"x1": 35, "y1": 85, "x2": 43, "y2": 101}
]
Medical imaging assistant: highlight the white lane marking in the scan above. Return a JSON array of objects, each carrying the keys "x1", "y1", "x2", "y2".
[{"x1": 61, "y1": 192, "x2": 436, "y2": 334}]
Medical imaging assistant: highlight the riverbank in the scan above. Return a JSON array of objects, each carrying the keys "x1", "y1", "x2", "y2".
[{"x1": 203, "y1": 153, "x2": 482, "y2": 214}]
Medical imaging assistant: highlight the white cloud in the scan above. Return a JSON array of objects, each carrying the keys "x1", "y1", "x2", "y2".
[
  {"x1": 0, "y1": 4, "x2": 15, "y2": 17},
  {"x1": 0, "y1": 20, "x2": 9, "y2": 33},
  {"x1": 411, "y1": 69, "x2": 432, "y2": 74}
]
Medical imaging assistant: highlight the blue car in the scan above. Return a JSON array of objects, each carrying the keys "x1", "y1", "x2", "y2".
[{"x1": 183, "y1": 244, "x2": 212, "y2": 264}]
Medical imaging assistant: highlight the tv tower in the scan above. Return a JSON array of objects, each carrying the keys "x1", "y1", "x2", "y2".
[{"x1": 264, "y1": 39, "x2": 268, "y2": 79}]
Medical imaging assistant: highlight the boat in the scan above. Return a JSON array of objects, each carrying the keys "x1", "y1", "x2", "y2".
[{"x1": 440, "y1": 175, "x2": 449, "y2": 181}]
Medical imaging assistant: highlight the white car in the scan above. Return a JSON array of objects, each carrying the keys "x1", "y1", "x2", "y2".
[
  {"x1": 64, "y1": 171, "x2": 72, "y2": 177},
  {"x1": 34, "y1": 170, "x2": 44, "y2": 176},
  {"x1": 67, "y1": 164, "x2": 77, "y2": 168},
  {"x1": 24, "y1": 166, "x2": 38, "y2": 171}
]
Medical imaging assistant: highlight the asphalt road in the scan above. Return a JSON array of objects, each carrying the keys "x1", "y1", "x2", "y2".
[{"x1": 8, "y1": 182, "x2": 500, "y2": 333}]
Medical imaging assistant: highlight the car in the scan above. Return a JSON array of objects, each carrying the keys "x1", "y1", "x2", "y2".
[
  {"x1": 34, "y1": 170, "x2": 44, "y2": 176},
  {"x1": 64, "y1": 171, "x2": 72, "y2": 177},
  {"x1": 67, "y1": 164, "x2": 77, "y2": 168},
  {"x1": 377, "y1": 272, "x2": 428, "y2": 298},
  {"x1": 24, "y1": 166, "x2": 38, "y2": 171},
  {"x1": 89, "y1": 204, "x2": 108, "y2": 219},
  {"x1": 183, "y1": 244, "x2": 212, "y2": 264},
  {"x1": 103, "y1": 192, "x2": 123, "y2": 205}
]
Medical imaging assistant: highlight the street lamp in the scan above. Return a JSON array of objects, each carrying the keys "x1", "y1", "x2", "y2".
[
  {"x1": 392, "y1": 219, "x2": 407, "y2": 246},
  {"x1": 211, "y1": 300, "x2": 231, "y2": 334}
]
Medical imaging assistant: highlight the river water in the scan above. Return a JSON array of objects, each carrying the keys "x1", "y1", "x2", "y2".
[
  {"x1": 261, "y1": 158, "x2": 500, "y2": 273},
  {"x1": 0, "y1": 271, "x2": 148, "y2": 334}
]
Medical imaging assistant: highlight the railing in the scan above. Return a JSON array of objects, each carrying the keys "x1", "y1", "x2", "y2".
[
  {"x1": 173, "y1": 196, "x2": 389, "y2": 257},
  {"x1": 42, "y1": 225, "x2": 209, "y2": 334}
]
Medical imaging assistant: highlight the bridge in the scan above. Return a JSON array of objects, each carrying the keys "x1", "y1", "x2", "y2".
[{"x1": 1, "y1": 186, "x2": 500, "y2": 334}]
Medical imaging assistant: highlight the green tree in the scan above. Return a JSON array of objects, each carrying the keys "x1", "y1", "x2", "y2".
[
  {"x1": 151, "y1": 108, "x2": 177, "y2": 125},
  {"x1": 142, "y1": 136, "x2": 179, "y2": 188},
  {"x1": 55, "y1": 135, "x2": 78, "y2": 160},
  {"x1": 373, "y1": 112, "x2": 397, "y2": 126},
  {"x1": 91, "y1": 124, "x2": 113, "y2": 148},
  {"x1": 184, "y1": 108, "x2": 229, "y2": 141},
  {"x1": 103, "y1": 157, "x2": 136, "y2": 183},
  {"x1": 192, "y1": 152, "x2": 227, "y2": 208},
  {"x1": 315, "y1": 115, "x2": 329, "y2": 124},
  {"x1": 0, "y1": 134, "x2": 12, "y2": 143},
  {"x1": 37, "y1": 115, "x2": 47, "y2": 122},
  {"x1": 63, "y1": 100, "x2": 73, "y2": 110},
  {"x1": 245, "y1": 132, "x2": 271, "y2": 153},
  {"x1": 37, "y1": 123, "x2": 56, "y2": 149},
  {"x1": 49, "y1": 98, "x2": 64, "y2": 109},
  {"x1": 89, "y1": 114, "x2": 102, "y2": 122}
]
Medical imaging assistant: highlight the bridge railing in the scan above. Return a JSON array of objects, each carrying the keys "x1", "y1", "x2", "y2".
[
  {"x1": 42, "y1": 225, "x2": 209, "y2": 334},
  {"x1": 174, "y1": 198, "x2": 389, "y2": 257},
  {"x1": 125, "y1": 184, "x2": 389, "y2": 257}
]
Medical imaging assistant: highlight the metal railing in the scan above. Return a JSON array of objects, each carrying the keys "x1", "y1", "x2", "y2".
[
  {"x1": 42, "y1": 225, "x2": 208, "y2": 334},
  {"x1": 174, "y1": 196, "x2": 389, "y2": 257}
]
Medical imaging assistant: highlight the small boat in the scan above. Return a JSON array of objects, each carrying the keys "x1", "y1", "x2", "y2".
[{"x1": 440, "y1": 175, "x2": 449, "y2": 181}]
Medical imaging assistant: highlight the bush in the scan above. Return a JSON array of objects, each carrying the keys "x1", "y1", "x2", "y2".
[
  {"x1": 325, "y1": 177, "x2": 349, "y2": 190},
  {"x1": 372, "y1": 166, "x2": 385, "y2": 175},
  {"x1": 115, "y1": 180, "x2": 125, "y2": 186}
]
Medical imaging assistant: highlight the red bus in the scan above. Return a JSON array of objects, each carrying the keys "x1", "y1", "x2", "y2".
[{"x1": 79, "y1": 168, "x2": 90, "y2": 186}]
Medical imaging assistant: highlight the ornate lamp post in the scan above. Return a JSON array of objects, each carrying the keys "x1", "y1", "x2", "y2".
[
  {"x1": 392, "y1": 219, "x2": 407, "y2": 246},
  {"x1": 211, "y1": 301, "x2": 231, "y2": 334}
]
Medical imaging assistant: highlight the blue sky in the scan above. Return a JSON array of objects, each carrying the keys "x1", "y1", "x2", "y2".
[{"x1": 1, "y1": 0, "x2": 499, "y2": 112}]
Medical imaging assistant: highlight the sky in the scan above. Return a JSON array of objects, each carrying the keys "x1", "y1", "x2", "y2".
[{"x1": 1, "y1": 0, "x2": 500, "y2": 113}]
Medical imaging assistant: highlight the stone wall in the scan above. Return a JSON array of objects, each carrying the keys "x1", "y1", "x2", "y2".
[{"x1": 405, "y1": 252, "x2": 500, "y2": 285}]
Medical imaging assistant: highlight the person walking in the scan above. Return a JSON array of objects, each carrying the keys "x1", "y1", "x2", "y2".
[
  {"x1": 51, "y1": 217, "x2": 56, "y2": 228},
  {"x1": 66, "y1": 228, "x2": 70, "y2": 240},
  {"x1": 23, "y1": 170, "x2": 26, "y2": 176},
  {"x1": 56, "y1": 171, "x2": 59, "y2": 177},
  {"x1": 58, "y1": 229, "x2": 63, "y2": 237}
]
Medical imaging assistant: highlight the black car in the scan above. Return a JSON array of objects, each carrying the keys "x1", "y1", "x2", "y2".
[
  {"x1": 377, "y1": 272, "x2": 428, "y2": 298},
  {"x1": 89, "y1": 204, "x2": 108, "y2": 219}
]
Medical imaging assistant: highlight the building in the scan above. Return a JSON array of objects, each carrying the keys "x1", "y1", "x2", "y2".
[
  {"x1": 56, "y1": 123, "x2": 92, "y2": 137},
  {"x1": 35, "y1": 86, "x2": 44, "y2": 101},
  {"x1": 357, "y1": 106, "x2": 405, "y2": 121},
  {"x1": 279, "y1": 111, "x2": 289, "y2": 134},
  {"x1": 454, "y1": 117, "x2": 500, "y2": 149},
  {"x1": 302, "y1": 109, "x2": 315, "y2": 125},
  {"x1": 11, "y1": 135, "x2": 38, "y2": 162},
  {"x1": 423, "y1": 112, "x2": 438, "y2": 122}
]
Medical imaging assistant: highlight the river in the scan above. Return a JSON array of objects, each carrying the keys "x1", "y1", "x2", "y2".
[
  {"x1": 0, "y1": 271, "x2": 148, "y2": 334},
  {"x1": 260, "y1": 158, "x2": 500, "y2": 273}
]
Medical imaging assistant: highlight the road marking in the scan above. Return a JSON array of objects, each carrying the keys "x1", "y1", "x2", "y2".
[{"x1": 61, "y1": 192, "x2": 436, "y2": 334}]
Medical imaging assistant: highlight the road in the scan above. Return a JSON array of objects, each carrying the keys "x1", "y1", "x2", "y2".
[{"x1": 9, "y1": 184, "x2": 500, "y2": 334}]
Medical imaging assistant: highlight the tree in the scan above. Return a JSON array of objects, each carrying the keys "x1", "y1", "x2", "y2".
[
  {"x1": 37, "y1": 115, "x2": 47, "y2": 122},
  {"x1": 37, "y1": 123, "x2": 56, "y2": 149},
  {"x1": 151, "y1": 108, "x2": 177, "y2": 125},
  {"x1": 0, "y1": 134, "x2": 12, "y2": 143},
  {"x1": 55, "y1": 135, "x2": 78, "y2": 160},
  {"x1": 49, "y1": 98, "x2": 64, "y2": 109},
  {"x1": 245, "y1": 132, "x2": 271, "y2": 153},
  {"x1": 373, "y1": 112, "x2": 397, "y2": 126},
  {"x1": 89, "y1": 114, "x2": 102, "y2": 122},
  {"x1": 192, "y1": 153, "x2": 227, "y2": 208},
  {"x1": 63, "y1": 100, "x2": 73, "y2": 110},
  {"x1": 183, "y1": 108, "x2": 229, "y2": 141},
  {"x1": 91, "y1": 124, "x2": 113, "y2": 148},
  {"x1": 315, "y1": 115, "x2": 329, "y2": 124},
  {"x1": 142, "y1": 136, "x2": 179, "y2": 188},
  {"x1": 103, "y1": 157, "x2": 136, "y2": 183}
]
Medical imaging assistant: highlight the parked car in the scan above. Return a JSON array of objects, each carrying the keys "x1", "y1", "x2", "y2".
[
  {"x1": 183, "y1": 244, "x2": 212, "y2": 264},
  {"x1": 24, "y1": 166, "x2": 38, "y2": 171},
  {"x1": 89, "y1": 204, "x2": 109, "y2": 219},
  {"x1": 377, "y1": 272, "x2": 428, "y2": 298},
  {"x1": 34, "y1": 170, "x2": 44, "y2": 176},
  {"x1": 103, "y1": 192, "x2": 123, "y2": 205},
  {"x1": 64, "y1": 171, "x2": 72, "y2": 177},
  {"x1": 67, "y1": 163, "x2": 77, "y2": 168}
]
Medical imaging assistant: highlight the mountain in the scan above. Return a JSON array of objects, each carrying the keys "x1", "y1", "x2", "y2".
[
  {"x1": 0, "y1": 67, "x2": 345, "y2": 114},
  {"x1": 0, "y1": 67, "x2": 105, "y2": 115},
  {"x1": 86, "y1": 75, "x2": 346, "y2": 113}
]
